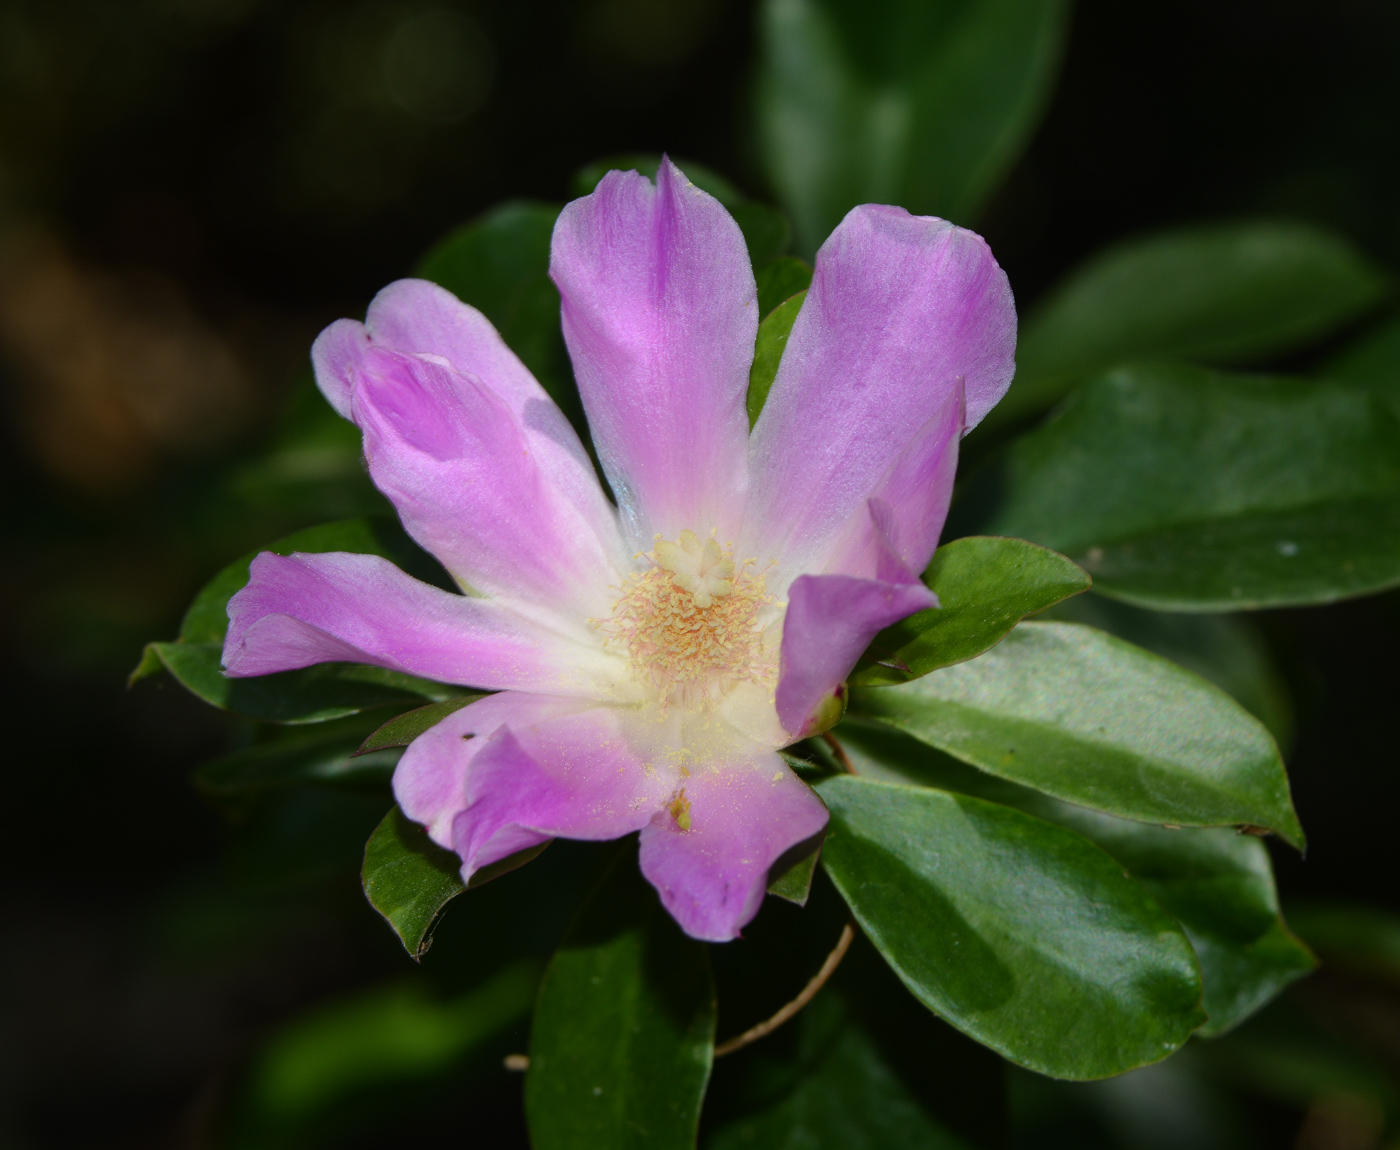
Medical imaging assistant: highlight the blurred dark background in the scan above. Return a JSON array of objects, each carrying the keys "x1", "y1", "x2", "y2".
[{"x1": 3, "y1": 1, "x2": 1399, "y2": 1147}]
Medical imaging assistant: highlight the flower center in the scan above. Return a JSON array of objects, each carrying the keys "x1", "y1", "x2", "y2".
[{"x1": 596, "y1": 530, "x2": 775, "y2": 709}]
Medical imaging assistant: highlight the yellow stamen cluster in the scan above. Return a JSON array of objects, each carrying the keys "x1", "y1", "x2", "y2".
[{"x1": 597, "y1": 531, "x2": 773, "y2": 708}]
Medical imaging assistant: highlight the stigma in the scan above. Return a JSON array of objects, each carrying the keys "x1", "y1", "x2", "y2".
[{"x1": 596, "y1": 531, "x2": 775, "y2": 709}]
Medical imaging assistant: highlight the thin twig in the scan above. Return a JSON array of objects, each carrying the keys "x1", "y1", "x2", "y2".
[
  {"x1": 822, "y1": 731, "x2": 856, "y2": 775},
  {"x1": 714, "y1": 922, "x2": 857, "y2": 1058}
]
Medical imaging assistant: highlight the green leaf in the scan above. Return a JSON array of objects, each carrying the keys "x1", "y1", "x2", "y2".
[
  {"x1": 415, "y1": 201, "x2": 582, "y2": 425},
  {"x1": 1285, "y1": 902, "x2": 1400, "y2": 986},
  {"x1": 362, "y1": 806, "x2": 549, "y2": 960},
  {"x1": 831, "y1": 721, "x2": 1314, "y2": 1037},
  {"x1": 756, "y1": 256, "x2": 813, "y2": 318},
  {"x1": 984, "y1": 364, "x2": 1400, "y2": 610},
  {"x1": 816, "y1": 774, "x2": 1204, "y2": 1079},
  {"x1": 355, "y1": 696, "x2": 483, "y2": 755},
  {"x1": 849, "y1": 620, "x2": 1303, "y2": 846},
  {"x1": 991, "y1": 221, "x2": 1391, "y2": 427},
  {"x1": 223, "y1": 372, "x2": 388, "y2": 527},
  {"x1": 363, "y1": 806, "x2": 461, "y2": 959},
  {"x1": 730, "y1": 202, "x2": 794, "y2": 266},
  {"x1": 705, "y1": 992, "x2": 974, "y2": 1149},
  {"x1": 748, "y1": 290, "x2": 806, "y2": 428},
  {"x1": 766, "y1": 829, "x2": 826, "y2": 907},
  {"x1": 1083, "y1": 821, "x2": 1314, "y2": 1038},
  {"x1": 527, "y1": 849, "x2": 715, "y2": 1149},
  {"x1": 851, "y1": 536, "x2": 1090, "y2": 687},
  {"x1": 195, "y1": 717, "x2": 402, "y2": 798},
  {"x1": 758, "y1": 0, "x2": 1070, "y2": 256},
  {"x1": 1044, "y1": 593, "x2": 1294, "y2": 749},
  {"x1": 179, "y1": 517, "x2": 421, "y2": 646},
  {"x1": 132, "y1": 517, "x2": 459, "y2": 722},
  {"x1": 138, "y1": 642, "x2": 456, "y2": 724},
  {"x1": 233, "y1": 963, "x2": 539, "y2": 1142},
  {"x1": 1322, "y1": 312, "x2": 1400, "y2": 415}
]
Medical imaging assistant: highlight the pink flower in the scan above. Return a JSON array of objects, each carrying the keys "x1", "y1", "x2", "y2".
[{"x1": 222, "y1": 160, "x2": 1016, "y2": 941}]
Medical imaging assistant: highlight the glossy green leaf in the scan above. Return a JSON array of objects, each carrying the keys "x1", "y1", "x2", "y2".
[
  {"x1": 985, "y1": 363, "x2": 1400, "y2": 610},
  {"x1": 415, "y1": 201, "x2": 584, "y2": 424},
  {"x1": 849, "y1": 620, "x2": 1303, "y2": 846},
  {"x1": 756, "y1": 255, "x2": 812, "y2": 318},
  {"x1": 1083, "y1": 822, "x2": 1314, "y2": 1038},
  {"x1": 851, "y1": 535, "x2": 1089, "y2": 687},
  {"x1": 992, "y1": 221, "x2": 1391, "y2": 427},
  {"x1": 748, "y1": 290, "x2": 806, "y2": 428},
  {"x1": 1045, "y1": 593, "x2": 1293, "y2": 749},
  {"x1": 527, "y1": 851, "x2": 715, "y2": 1149},
  {"x1": 362, "y1": 805, "x2": 466, "y2": 959},
  {"x1": 832, "y1": 721, "x2": 1314, "y2": 1037},
  {"x1": 706, "y1": 993, "x2": 973, "y2": 1149},
  {"x1": 758, "y1": 0, "x2": 1070, "y2": 256},
  {"x1": 196, "y1": 717, "x2": 401, "y2": 798},
  {"x1": 132, "y1": 517, "x2": 459, "y2": 722},
  {"x1": 355, "y1": 696, "x2": 482, "y2": 755},
  {"x1": 816, "y1": 775, "x2": 1204, "y2": 1079}
]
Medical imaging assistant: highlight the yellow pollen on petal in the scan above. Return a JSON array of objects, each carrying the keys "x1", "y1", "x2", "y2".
[
  {"x1": 669, "y1": 789, "x2": 692, "y2": 831},
  {"x1": 592, "y1": 532, "x2": 776, "y2": 710}
]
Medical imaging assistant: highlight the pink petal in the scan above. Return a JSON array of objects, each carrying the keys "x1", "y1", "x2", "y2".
[
  {"x1": 393, "y1": 693, "x2": 674, "y2": 865},
  {"x1": 311, "y1": 280, "x2": 626, "y2": 618},
  {"x1": 350, "y1": 346, "x2": 623, "y2": 619},
  {"x1": 775, "y1": 571, "x2": 938, "y2": 737},
  {"x1": 822, "y1": 380, "x2": 964, "y2": 581},
  {"x1": 223, "y1": 551, "x2": 624, "y2": 696},
  {"x1": 551, "y1": 158, "x2": 756, "y2": 546},
  {"x1": 745, "y1": 206, "x2": 1015, "y2": 577},
  {"x1": 638, "y1": 754, "x2": 829, "y2": 942}
]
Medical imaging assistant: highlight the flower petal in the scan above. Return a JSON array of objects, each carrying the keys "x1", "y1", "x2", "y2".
[
  {"x1": 638, "y1": 754, "x2": 829, "y2": 942},
  {"x1": 775, "y1": 571, "x2": 938, "y2": 736},
  {"x1": 822, "y1": 379, "x2": 963, "y2": 581},
  {"x1": 551, "y1": 158, "x2": 756, "y2": 546},
  {"x1": 745, "y1": 206, "x2": 1015, "y2": 576},
  {"x1": 352, "y1": 346, "x2": 625, "y2": 619},
  {"x1": 223, "y1": 551, "x2": 625, "y2": 696},
  {"x1": 312, "y1": 280, "x2": 627, "y2": 618},
  {"x1": 393, "y1": 693, "x2": 674, "y2": 866}
]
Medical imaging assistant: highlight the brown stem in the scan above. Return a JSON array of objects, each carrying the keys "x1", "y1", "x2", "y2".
[
  {"x1": 713, "y1": 921, "x2": 857, "y2": 1058},
  {"x1": 822, "y1": 731, "x2": 856, "y2": 775}
]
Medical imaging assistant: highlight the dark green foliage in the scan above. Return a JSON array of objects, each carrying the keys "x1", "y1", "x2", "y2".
[{"x1": 527, "y1": 850, "x2": 716, "y2": 1149}]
